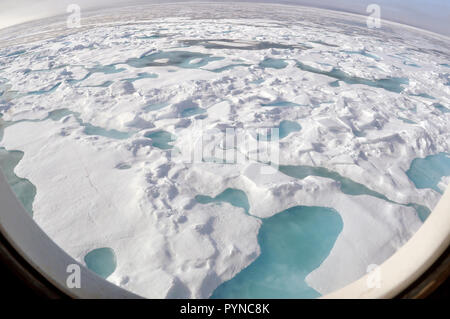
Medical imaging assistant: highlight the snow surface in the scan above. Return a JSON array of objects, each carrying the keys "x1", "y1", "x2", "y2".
[{"x1": 0, "y1": 3, "x2": 449, "y2": 298}]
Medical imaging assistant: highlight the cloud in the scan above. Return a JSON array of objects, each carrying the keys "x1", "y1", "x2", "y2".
[
  {"x1": 0, "y1": 0, "x2": 133, "y2": 29},
  {"x1": 0, "y1": 0, "x2": 448, "y2": 36}
]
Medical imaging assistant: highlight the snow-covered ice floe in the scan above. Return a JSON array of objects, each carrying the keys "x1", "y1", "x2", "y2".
[{"x1": 0, "y1": 3, "x2": 449, "y2": 298}]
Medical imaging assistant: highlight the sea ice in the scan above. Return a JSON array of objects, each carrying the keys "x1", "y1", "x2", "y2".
[{"x1": 0, "y1": 3, "x2": 449, "y2": 298}]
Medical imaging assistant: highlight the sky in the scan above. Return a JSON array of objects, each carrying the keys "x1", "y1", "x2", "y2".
[{"x1": 0, "y1": 0, "x2": 449, "y2": 36}]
